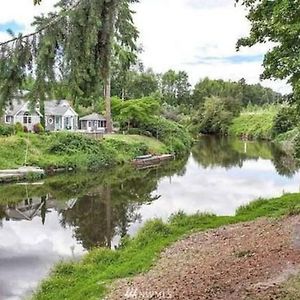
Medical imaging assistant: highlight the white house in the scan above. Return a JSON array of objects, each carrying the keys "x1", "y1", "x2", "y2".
[
  {"x1": 2, "y1": 98, "x2": 78, "y2": 132},
  {"x1": 3, "y1": 99, "x2": 42, "y2": 131},
  {"x1": 44, "y1": 100, "x2": 78, "y2": 131}
]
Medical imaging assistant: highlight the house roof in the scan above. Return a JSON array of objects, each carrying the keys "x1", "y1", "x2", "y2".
[
  {"x1": 5, "y1": 99, "x2": 41, "y2": 116},
  {"x1": 45, "y1": 100, "x2": 78, "y2": 116},
  {"x1": 79, "y1": 113, "x2": 106, "y2": 121},
  {"x1": 5, "y1": 100, "x2": 27, "y2": 115},
  {"x1": 5, "y1": 98, "x2": 77, "y2": 117}
]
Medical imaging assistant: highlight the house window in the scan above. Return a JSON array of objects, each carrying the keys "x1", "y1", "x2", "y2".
[
  {"x1": 5, "y1": 115, "x2": 12, "y2": 123},
  {"x1": 23, "y1": 113, "x2": 32, "y2": 124}
]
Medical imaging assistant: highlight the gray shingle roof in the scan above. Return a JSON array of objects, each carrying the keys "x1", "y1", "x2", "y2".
[
  {"x1": 45, "y1": 100, "x2": 77, "y2": 116},
  {"x1": 5, "y1": 100, "x2": 27, "y2": 115},
  {"x1": 79, "y1": 113, "x2": 106, "y2": 121},
  {"x1": 6, "y1": 99, "x2": 77, "y2": 117}
]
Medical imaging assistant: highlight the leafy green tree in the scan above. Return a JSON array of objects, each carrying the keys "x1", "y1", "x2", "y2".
[
  {"x1": 112, "y1": 97, "x2": 160, "y2": 129},
  {"x1": 193, "y1": 78, "x2": 242, "y2": 107},
  {"x1": 198, "y1": 96, "x2": 241, "y2": 135},
  {"x1": 193, "y1": 77, "x2": 282, "y2": 108},
  {"x1": 236, "y1": 0, "x2": 300, "y2": 103},
  {"x1": 272, "y1": 106, "x2": 297, "y2": 135},
  {"x1": 128, "y1": 69, "x2": 159, "y2": 99},
  {"x1": 161, "y1": 70, "x2": 191, "y2": 106}
]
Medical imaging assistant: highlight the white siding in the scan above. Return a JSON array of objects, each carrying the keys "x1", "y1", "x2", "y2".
[{"x1": 14, "y1": 115, "x2": 41, "y2": 131}]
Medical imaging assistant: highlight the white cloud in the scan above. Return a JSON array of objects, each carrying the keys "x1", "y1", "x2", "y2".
[{"x1": 132, "y1": 0, "x2": 291, "y2": 93}]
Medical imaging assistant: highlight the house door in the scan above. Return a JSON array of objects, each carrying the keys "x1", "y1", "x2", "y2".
[{"x1": 87, "y1": 121, "x2": 92, "y2": 131}]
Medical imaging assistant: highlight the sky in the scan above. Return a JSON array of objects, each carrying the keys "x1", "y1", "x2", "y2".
[{"x1": 0, "y1": 0, "x2": 291, "y2": 94}]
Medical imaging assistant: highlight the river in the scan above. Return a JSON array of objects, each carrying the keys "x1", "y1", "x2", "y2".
[{"x1": 0, "y1": 136, "x2": 299, "y2": 299}]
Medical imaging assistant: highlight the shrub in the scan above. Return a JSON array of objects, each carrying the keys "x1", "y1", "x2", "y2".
[
  {"x1": 23, "y1": 126, "x2": 28, "y2": 133},
  {"x1": 15, "y1": 122, "x2": 24, "y2": 133},
  {"x1": 33, "y1": 123, "x2": 45, "y2": 134},
  {"x1": 48, "y1": 133, "x2": 100, "y2": 154},
  {"x1": 139, "y1": 116, "x2": 191, "y2": 155},
  {"x1": 272, "y1": 106, "x2": 297, "y2": 136},
  {"x1": 198, "y1": 96, "x2": 240, "y2": 135},
  {"x1": 0, "y1": 124, "x2": 14, "y2": 136}
]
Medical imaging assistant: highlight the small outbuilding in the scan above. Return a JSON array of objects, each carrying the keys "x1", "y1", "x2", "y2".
[{"x1": 79, "y1": 113, "x2": 107, "y2": 132}]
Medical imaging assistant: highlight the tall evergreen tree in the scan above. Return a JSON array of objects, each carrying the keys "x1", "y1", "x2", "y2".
[{"x1": 0, "y1": 0, "x2": 139, "y2": 132}]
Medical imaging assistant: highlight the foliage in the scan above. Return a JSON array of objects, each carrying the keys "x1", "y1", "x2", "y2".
[
  {"x1": 33, "y1": 123, "x2": 45, "y2": 134},
  {"x1": 112, "y1": 68, "x2": 159, "y2": 100},
  {"x1": 272, "y1": 106, "x2": 297, "y2": 136},
  {"x1": 111, "y1": 97, "x2": 160, "y2": 129},
  {"x1": 161, "y1": 70, "x2": 191, "y2": 106},
  {"x1": 0, "y1": 124, "x2": 14, "y2": 136},
  {"x1": 236, "y1": 0, "x2": 300, "y2": 103},
  {"x1": 15, "y1": 122, "x2": 24, "y2": 133},
  {"x1": 192, "y1": 77, "x2": 281, "y2": 108},
  {"x1": 228, "y1": 107, "x2": 277, "y2": 140},
  {"x1": 292, "y1": 132, "x2": 300, "y2": 159},
  {"x1": 0, "y1": 132, "x2": 169, "y2": 170},
  {"x1": 139, "y1": 116, "x2": 192, "y2": 155},
  {"x1": 198, "y1": 96, "x2": 241, "y2": 135},
  {"x1": 33, "y1": 192, "x2": 300, "y2": 300},
  {"x1": 0, "y1": 0, "x2": 139, "y2": 134}
]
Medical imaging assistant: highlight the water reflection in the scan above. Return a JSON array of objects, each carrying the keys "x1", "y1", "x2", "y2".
[
  {"x1": 1, "y1": 136, "x2": 300, "y2": 299},
  {"x1": 192, "y1": 136, "x2": 299, "y2": 177}
]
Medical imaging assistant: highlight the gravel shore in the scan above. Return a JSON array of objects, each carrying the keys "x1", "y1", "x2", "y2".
[{"x1": 108, "y1": 216, "x2": 300, "y2": 299}]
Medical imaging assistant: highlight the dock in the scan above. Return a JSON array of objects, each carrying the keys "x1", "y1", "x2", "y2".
[{"x1": 0, "y1": 167, "x2": 45, "y2": 183}]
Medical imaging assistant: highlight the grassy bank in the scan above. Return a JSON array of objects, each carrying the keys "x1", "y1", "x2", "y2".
[
  {"x1": 0, "y1": 132, "x2": 172, "y2": 171},
  {"x1": 228, "y1": 109, "x2": 277, "y2": 140},
  {"x1": 33, "y1": 192, "x2": 300, "y2": 300}
]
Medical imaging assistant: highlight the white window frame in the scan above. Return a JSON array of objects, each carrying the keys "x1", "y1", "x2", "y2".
[{"x1": 5, "y1": 115, "x2": 12, "y2": 124}]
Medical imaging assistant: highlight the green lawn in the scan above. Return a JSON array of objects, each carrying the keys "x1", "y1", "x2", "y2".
[
  {"x1": 33, "y1": 193, "x2": 300, "y2": 300},
  {"x1": 105, "y1": 134, "x2": 168, "y2": 154}
]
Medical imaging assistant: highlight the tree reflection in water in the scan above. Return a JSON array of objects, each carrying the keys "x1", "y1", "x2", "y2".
[
  {"x1": 0, "y1": 158, "x2": 188, "y2": 249},
  {"x1": 192, "y1": 135, "x2": 299, "y2": 177}
]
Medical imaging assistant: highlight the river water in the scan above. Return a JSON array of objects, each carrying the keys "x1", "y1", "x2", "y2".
[{"x1": 0, "y1": 136, "x2": 300, "y2": 299}]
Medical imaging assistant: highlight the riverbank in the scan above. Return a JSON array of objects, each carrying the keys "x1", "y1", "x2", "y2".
[
  {"x1": 110, "y1": 215, "x2": 300, "y2": 300},
  {"x1": 228, "y1": 108, "x2": 277, "y2": 140},
  {"x1": 32, "y1": 192, "x2": 300, "y2": 300},
  {"x1": 0, "y1": 132, "x2": 178, "y2": 173}
]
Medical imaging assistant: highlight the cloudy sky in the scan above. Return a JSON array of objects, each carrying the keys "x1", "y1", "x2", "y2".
[{"x1": 0, "y1": 0, "x2": 290, "y2": 93}]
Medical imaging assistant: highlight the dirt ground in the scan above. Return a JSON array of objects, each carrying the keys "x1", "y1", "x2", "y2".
[{"x1": 108, "y1": 216, "x2": 300, "y2": 300}]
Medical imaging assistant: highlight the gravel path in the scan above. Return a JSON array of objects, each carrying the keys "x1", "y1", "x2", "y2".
[{"x1": 108, "y1": 216, "x2": 300, "y2": 300}]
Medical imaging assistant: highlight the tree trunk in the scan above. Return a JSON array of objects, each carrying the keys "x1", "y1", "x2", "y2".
[{"x1": 104, "y1": 75, "x2": 113, "y2": 133}]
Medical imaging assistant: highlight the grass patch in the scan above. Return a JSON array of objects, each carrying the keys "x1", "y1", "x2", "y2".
[
  {"x1": 33, "y1": 193, "x2": 300, "y2": 300},
  {"x1": 0, "y1": 133, "x2": 171, "y2": 171},
  {"x1": 105, "y1": 134, "x2": 168, "y2": 155}
]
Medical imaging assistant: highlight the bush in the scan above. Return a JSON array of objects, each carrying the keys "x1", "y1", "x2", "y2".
[
  {"x1": 15, "y1": 122, "x2": 24, "y2": 133},
  {"x1": 139, "y1": 116, "x2": 192, "y2": 155},
  {"x1": 23, "y1": 126, "x2": 28, "y2": 133},
  {"x1": 198, "y1": 96, "x2": 240, "y2": 135},
  {"x1": 33, "y1": 123, "x2": 45, "y2": 134},
  {"x1": 48, "y1": 133, "x2": 100, "y2": 154},
  {"x1": 272, "y1": 106, "x2": 297, "y2": 136},
  {"x1": 0, "y1": 124, "x2": 14, "y2": 136}
]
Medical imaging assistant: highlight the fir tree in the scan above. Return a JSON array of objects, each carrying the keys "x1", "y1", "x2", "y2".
[{"x1": 0, "y1": 0, "x2": 139, "y2": 132}]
